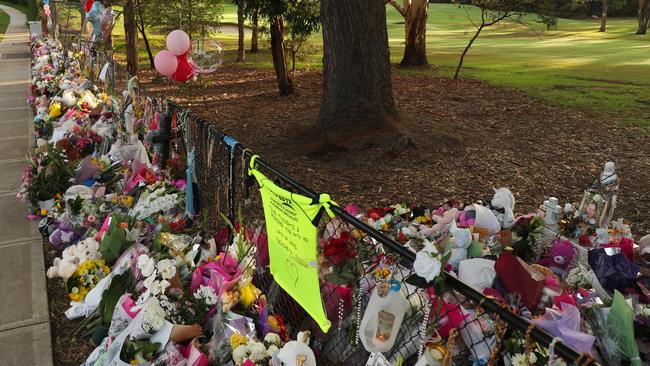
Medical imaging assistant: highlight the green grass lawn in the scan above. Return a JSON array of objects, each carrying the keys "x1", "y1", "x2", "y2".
[
  {"x1": 110, "y1": 3, "x2": 650, "y2": 126},
  {"x1": 0, "y1": 9, "x2": 9, "y2": 40}
]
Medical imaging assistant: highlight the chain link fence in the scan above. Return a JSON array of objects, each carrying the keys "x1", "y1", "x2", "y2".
[{"x1": 160, "y1": 104, "x2": 597, "y2": 366}]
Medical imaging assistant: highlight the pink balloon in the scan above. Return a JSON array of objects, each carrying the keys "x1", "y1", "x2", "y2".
[
  {"x1": 166, "y1": 30, "x2": 191, "y2": 56},
  {"x1": 154, "y1": 50, "x2": 178, "y2": 77}
]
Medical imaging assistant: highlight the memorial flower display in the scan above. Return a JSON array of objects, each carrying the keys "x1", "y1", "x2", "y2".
[{"x1": 21, "y1": 33, "x2": 650, "y2": 366}]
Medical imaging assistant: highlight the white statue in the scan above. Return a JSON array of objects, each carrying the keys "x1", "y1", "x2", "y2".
[
  {"x1": 542, "y1": 197, "x2": 562, "y2": 232},
  {"x1": 593, "y1": 161, "x2": 619, "y2": 228},
  {"x1": 490, "y1": 187, "x2": 516, "y2": 229}
]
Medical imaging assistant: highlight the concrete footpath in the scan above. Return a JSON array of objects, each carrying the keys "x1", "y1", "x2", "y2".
[{"x1": 0, "y1": 5, "x2": 53, "y2": 366}]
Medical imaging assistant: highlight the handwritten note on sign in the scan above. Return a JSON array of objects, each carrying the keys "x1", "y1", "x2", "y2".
[{"x1": 250, "y1": 166, "x2": 333, "y2": 332}]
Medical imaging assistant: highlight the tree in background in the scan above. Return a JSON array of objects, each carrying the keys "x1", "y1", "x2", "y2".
[
  {"x1": 318, "y1": 0, "x2": 399, "y2": 146},
  {"x1": 599, "y1": 0, "x2": 626, "y2": 32},
  {"x1": 636, "y1": 0, "x2": 650, "y2": 34},
  {"x1": 245, "y1": 0, "x2": 263, "y2": 53},
  {"x1": 250, "y1": 0, "x2": 319, "y2": 95},
  {"x1": 235, "y1": 0, "x2": 246, "y2": 62},
  {"x1": 123, "y1": 0, "x2": 138, "y2": 76},
  {"x1": 537, "y1": 0, "x2": 577, "y2": 30},
  {"x1": 387, "y1": 0, "x2": 429, "y2": 67},
  {"x1": 284, "y1": 0, "x2": 320, "y2": 72},
  {"x1": 135, "y1": 0, "x2": 154, "y2": 68},
  {"x1": 454, "y1": 0, "x2": 533, "y2": 79}
]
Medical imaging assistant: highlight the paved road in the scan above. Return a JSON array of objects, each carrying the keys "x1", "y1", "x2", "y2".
[{"x1": 0, "y1": 5, "x2": 53, "y2": 366}]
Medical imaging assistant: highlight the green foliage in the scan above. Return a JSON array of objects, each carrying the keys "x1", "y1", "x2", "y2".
[
  {"x1": 99, "y1": 215, "x2": 136, "y2": 265},
  {"x1": 137, "y1": 0, "x2": 224, "y2": 41},
  {"x1": 120, "y1": 338, "x2": 161, "y2": 364},
  {"x1": 26, "y1": 145, "x2": 74, "y2": 207},
  {"x1": 98, "y1": 272, "x2": 135, "y2": 326}
]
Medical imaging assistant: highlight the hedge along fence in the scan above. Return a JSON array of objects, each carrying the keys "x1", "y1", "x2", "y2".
[{"x1": 151, "y1": 101, "x2": 597, "y2": 366}]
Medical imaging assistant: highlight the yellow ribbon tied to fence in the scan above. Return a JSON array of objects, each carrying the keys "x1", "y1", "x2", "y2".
[{"x1": 249, "y1": 155, "x2": 334, "y2": 332}]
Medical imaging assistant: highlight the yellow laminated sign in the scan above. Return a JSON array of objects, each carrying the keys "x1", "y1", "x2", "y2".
[{"x1": 249, "y1": 156, "x2": 334, "y2": 332}]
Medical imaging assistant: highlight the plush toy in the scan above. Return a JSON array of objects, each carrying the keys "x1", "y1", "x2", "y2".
[
  {"x1": 272, "y1": 331, "x2": 315, "y2": 366},
  {"x1": 538, "y1": 240, "x2": 575, "y2": 278},
  {"x1": 448, "y1": 220, "x2": 472, "y2": 270},
  {"x1": 420, "y1": 207, "x2": 459, "y2": 240},
  {"x1": 491, "y1": 187, "x2": 516, "y2": 229},
  {"x1": 459, "y1": 204, "x2": 501, "y2": 235}
]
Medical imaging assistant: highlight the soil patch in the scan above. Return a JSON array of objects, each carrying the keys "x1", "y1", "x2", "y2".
[{"x1": 139, "y1": 65, "x2": 650, "y2": 236}]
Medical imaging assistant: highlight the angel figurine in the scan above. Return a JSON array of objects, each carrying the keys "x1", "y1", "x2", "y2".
[{"x1": 592, "y1": 161, "x2": 619, "y2": 228}]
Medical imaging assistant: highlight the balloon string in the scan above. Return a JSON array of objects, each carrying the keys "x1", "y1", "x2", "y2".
[{"x1": 179, "y1": 0, "x2": 184, "y2": 29}]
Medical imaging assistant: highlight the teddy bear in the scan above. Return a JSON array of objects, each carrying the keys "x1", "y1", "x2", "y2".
[
  {"x1": 448, "y1": 220, "x2": 472, "y2": 270},
  {"x1": 538, "y1": 239, "x2": 575, "y2": 278}
]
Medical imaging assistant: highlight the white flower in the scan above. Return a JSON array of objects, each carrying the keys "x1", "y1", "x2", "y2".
[
  {"x1": 194, "y1": 285, "x2": 218, "y2": 306},
  {"x1": 143, "y1": 273, "x2": 157, "y2": 289},
  {"x1": 248, "y1": 341, "x2": 268, "y2": 362},
  {"x1": 137, "y1": 254, "x2": 156, "y2": 278},
  {"x1": 232, "y1": 345, "x2": 250, "y2": 365},
  {"x1": 413, "y1": 241, "x2": 442, "y2": 282},
  {"x1": 142, "y1": 299, "x2": 166, "y2": 333},
  {"x1": 150, "y1": 279, "x2": 170, "y2": 296},
  {"x1": 511, "y1": 353, "x2": 537, "y2": 366},
  {"x1": 264, "y1": 333, "x2": 282, "y2": 347},
  {"x1": 267, "y1": 344, "x2": 280, "y2": 357},
  {"x1": 156, "y1": 259, "x2": 177, "y2": 280}
]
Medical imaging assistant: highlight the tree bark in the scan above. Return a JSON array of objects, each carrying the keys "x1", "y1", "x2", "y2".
[
  {"x1": 269, "y1": 16, "x2": 293, "y2": 96},
  {"x1": 400, "y1": 0, "x2": 428, "y2": 67},
  {"x1": 135, "y1": 0, "x2": 154, "y2": 69},
  {"x1": 236, "y1": 0, "x2": 246, "y2": 62},
  {"x1": 318, "y1": 0, "x2": 398, "y2": 141},
  {"x1": 637, "y1": 0, "x2": 650, "y2": 34},
  {"x1": 599, "y1": 0, "x2": 608, "y2": 32},
  {"x1": 250, "y1": 10, "x2": 259, "y2": 53},
  {"x1": 123, "y1": 0, "x2": 138, "y2": 76}
]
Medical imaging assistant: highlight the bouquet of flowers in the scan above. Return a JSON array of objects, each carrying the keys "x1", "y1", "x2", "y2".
[
  {"x1": 67, "y1": 259, "x2": 110, "y2": 302},
  {"x1": 21, "y1": 144, "x2": 74, "y2": 210}
]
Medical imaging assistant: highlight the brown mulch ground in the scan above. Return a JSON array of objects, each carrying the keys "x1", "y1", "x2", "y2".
[
  {"x1": 140, "y1": 65, "x2": 650, "y2": 236},
  {"x1": 44, "y1": 242, "x2": 96, "y2": 366}
]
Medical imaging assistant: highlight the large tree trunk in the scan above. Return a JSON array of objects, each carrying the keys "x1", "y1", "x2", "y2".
[
  {"x1": 123, "y1": 0, "x2": 138, "y2": 76},
  {"x1": 318, "y1": 0, "x2": 399, "y2": 144},
  {"x1": 400, "y1": 0, "x2": 428, "y2": 67},
  {"x1": 269, "y1": 16, "x2": 293, "y2": 96},
  {"x1": 637, "y1": 0, "x2": 650, "y2": 34},
  {"x1": 599, "y1": 0, "x2": 608, "y2": 32},
  {"x1": 236, "y1": 0, "x2": 246, "y2": 62},
  {"x1": 250, "y1": 10, "x2": 259, "y2": 53}
]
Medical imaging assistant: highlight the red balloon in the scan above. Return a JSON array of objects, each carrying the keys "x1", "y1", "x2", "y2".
[
  {"x1": 84, "y1": 0, "x2": 94, "y2": 13},
  {"x1": 171, "y1": 53, "x2": 195, "y2": 82}
]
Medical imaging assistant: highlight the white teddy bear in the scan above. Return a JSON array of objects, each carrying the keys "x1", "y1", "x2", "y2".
[{"x1": 47, "y1": 237, "x2": 101, "y2": 280}]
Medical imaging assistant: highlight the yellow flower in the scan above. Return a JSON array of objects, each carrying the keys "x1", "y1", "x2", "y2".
[
  {"x1": 40, "y1": 208, "x2": 48, "y2": 215},
  {"x1": 230, "y1": 334, "x2": 248, "y2": 350},
  {"x1": 130, "y1": 359, "x2": 138, "y2": 365},
  {"x1": 54, "y1": 193, "x2": 62, "y2": 199},
  {"x1": 239, "y1": 283, "x2": 261, "y2": 308}
]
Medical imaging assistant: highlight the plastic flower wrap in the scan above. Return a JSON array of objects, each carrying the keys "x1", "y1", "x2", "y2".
[{"x1": 66, "y1": 259, "x2": 110, "y2": 302}]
